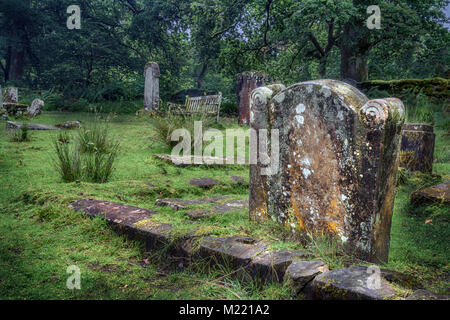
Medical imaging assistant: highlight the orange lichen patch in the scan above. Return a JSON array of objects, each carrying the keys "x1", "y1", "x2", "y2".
[
  {"x1": 324, "y1": 194, "x2": 345, "y2": 235},
  {"x1": 326, "y1": 221, "x2": 339, "y2": 234},
  {"x1": 290, "y1": 198, "x2": 306, "y2": 231}
]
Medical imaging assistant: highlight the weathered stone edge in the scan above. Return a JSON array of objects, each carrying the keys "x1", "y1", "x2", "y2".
[{"x1": 69, "y1": 200, "x2": 446, "y2": 301}]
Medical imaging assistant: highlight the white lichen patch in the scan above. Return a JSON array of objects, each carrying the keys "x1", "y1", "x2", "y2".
[
  {"x1": 300, "y1": 157, "x2": 311, "y2": 167},
  {"x1": 295, "y1": 115, "x2": 304, "y2": 126},
  {"x1": 296, "y1": 103, "x2": 306, "y2": 114},
  {"x1": 302, "y1": 168, "x2": 312, "y2": 179}
]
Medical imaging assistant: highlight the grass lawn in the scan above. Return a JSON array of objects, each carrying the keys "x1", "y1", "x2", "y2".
[{"x1": 0, "y1": 110, "x2": 448, "y2": 299}]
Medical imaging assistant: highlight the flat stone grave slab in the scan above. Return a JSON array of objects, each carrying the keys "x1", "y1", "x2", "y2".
[
  {"x1": 153, "y1": 154, "x2": 249, "y2": 167},
  {"x1": 305, "y1": 266, "x2": 397, "y2": 300},
  {"x1": 55, "y1": 121, "x2": 82, "y2": 129},
  {"x1": 189, "y1": 178, "x2": 221, "y2": 189},
  {"x1": 411, "y1": 181, "x2": 449, "y2": 205},
  {"x1": 284, "y1": 260, "x2": 329, "y2": 293},
  {"x1": 230, "y1": 176, "x2": 245, "y2": 184},
  {"x1": 6, "y1": 121, "x2": 59, "y2": 131},
  {"x1": 70, "y1": 199, "x2": 158, "y2": 226},
  {"x1": 70, "y1": 199, "x2": 174, "y2": 251},
  {"x1": 186, "y1": 198, "x2": 249, "y2": 219},
  {"x1": 155, "y1": 196, "x2": 229, "y2": 210},
  {"x1": 249, "y1": 250, "x2": 313, "y2": 283},
  {"x1": 199, "y1": 236, "x2": 268, "y2": 268}
]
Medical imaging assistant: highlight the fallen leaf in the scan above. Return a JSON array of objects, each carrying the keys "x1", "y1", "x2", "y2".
[{"x1": 425, "y1": 219, "x2": 432, "y2": 224}]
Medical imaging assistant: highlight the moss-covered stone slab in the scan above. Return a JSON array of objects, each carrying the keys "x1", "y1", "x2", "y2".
[
  {"x1": 6, "y1": 121, "x2": 59, "y2": 131},
  {"x1": 406, "y1": 289, "x2": 449, "y2": 300},
  {"x1": 155, "y1": 196, "x2": 228, "y2": 210},
  {"x1": 400, "y1": 124, "x2": 435, "y2": 173},
  {"x1": 230, "y1": 176, "x2": 245, "y2": 184},
  {"x1": 199, "y1": 236, "x2": 268, "y2": 268},
  {"x1": 186, "y1": 198, "x2": 248, "y2": 219},
  {"x1": 70, "y1": 199, "x2": 176, "y2": 251},
  {"x1": 284, "y1": 260, "x2": 329, "y2": 293},
  {"x1": 411, "y1": 181, "x2": 450, "y2": 206},
  {"x1": 55, "y1": 121, "x2": 82, "y2": 129},
  {"x1": 70, "y1": 199, "x2": 158, "y2": 226},
  {"x1": 153, "y1": 154, "x2": 249, "y2": 167},
  {"x1": 189, "y1": 178, "x2": 221, "y2": 189},
  {"x1": 250, "y1": 79, "x2": 405, "y2": 263},
  {"x1": 249, "y1": 250, "x2": 312, "y2": 283},
  {"x1": 305, "y1": 266, "x2": 397, "y2": 300}
]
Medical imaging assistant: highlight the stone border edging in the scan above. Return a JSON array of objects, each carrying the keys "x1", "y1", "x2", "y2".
[{"x1": 69, "y1": 198, "x2": 447, "y2": 300}]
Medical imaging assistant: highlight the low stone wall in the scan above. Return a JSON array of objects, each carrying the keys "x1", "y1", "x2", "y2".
[{"x1": 359, "y1": 78, "x2": 449, "y2": 101}]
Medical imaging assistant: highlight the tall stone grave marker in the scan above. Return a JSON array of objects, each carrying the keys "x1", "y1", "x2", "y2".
[
  {"x1": 249, "y1": 79, "x2": 405, "y2": 263},
  {"x1": 237, "y1": 71, "x2": 267, "y2": 125},
  {"x1": 4, "y1": 87, "x2": 18, "y2": 104},
  {"x1": 400, "y1": 124, "x2": 435, "y2": 173},
  {"x1": 144, "y1": 62, "x2": 160, "y2": 111}
]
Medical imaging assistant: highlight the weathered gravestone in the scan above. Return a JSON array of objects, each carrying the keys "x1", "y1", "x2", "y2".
[
  {"x1": 27, "y1": 98, "x2": 44, "y2": 118},
  {"x1": 249, "y1": 79, "x2": 405, "y2": 263},
  {"x1": 144, "y1": 62, "x2": 160, "y2": 111},
  {"x1": 3, "y1": 87, "x2": 18, "y2": 103},
  {"x1": 400, "y1": 124, "x2": 435, "y2": 173},
  {"x1": 237, "y1": 71, "x2": 267, "y2": 125}
]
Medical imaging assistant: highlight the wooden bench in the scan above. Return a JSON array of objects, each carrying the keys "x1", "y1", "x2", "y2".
[{"x1": 167, "y1": 93, "x2": 222, "y2": 122}]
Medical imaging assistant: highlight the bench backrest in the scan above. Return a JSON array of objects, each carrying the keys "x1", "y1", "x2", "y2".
[{"x1": 185, "y1": 93, "x2": 222, "y2": 114}]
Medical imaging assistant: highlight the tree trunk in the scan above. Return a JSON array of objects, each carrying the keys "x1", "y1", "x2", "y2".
[
  {"x1": 339, "y1": 24, "x2": 369, "y2": 83},
  {"x1": 9, "y1": 47, "x2": 25, "y2": 82},
  {"x1": 196, "y1": 63, "x2": 208, "y2": 89},
  {"x1": 318, "y1": 57, "x2": 327, "y2": 78}
]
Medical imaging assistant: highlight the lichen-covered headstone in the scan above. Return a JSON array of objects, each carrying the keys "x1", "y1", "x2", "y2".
[
  {"x1": 237, "y1": 71, "x2": 267, "y2": 125},
  {"x1": 27, "y1": 99, "x2": 44, "y2": 118},
  {"x1": 144, "y1": 62, "x2": 160, "y2": 111},
  {"x1": 400, "y1": 124, "x2": 435, "y2": 173},
  {"x1": 249, "y1": 79, "x2": 405, "y2": 263},
  {"x1": 3, "y1": 87, "x2": 18, "y2": 104}
]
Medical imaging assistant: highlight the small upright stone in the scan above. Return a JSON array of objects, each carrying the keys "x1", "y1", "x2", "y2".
[
  {"x1": 3, "y1": 87, "x2": 18, "y2": 103},
  {"x1": 400, "y1": 124, "x2": 435, "y2": 173},
  {"x1": 250, "y1": 80, "x2": 405, "y2": 263},
  {"x1": 144, "y1": 62, "x2": 160, "y2": 111},
  {"x1": 237, "y1": 71, "x2": 267, "y2": 125},
  {"x1": 27, "y1": 99, "x2": 44, "y2": 118}
]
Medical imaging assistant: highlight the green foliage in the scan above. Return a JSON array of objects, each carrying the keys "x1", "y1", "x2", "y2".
[
  {"x1": 53, "y1": 140, "x2": 82, "y2": 182},
  {"x1": 9, "y1": 125, "x2": 31, "y2": 142},
  {"x1": 53, "y1": 116, "x2": 119, "y2": 183},
  {"x1": 78, "y1": 117, "x2": 119, "y2": 154}
]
